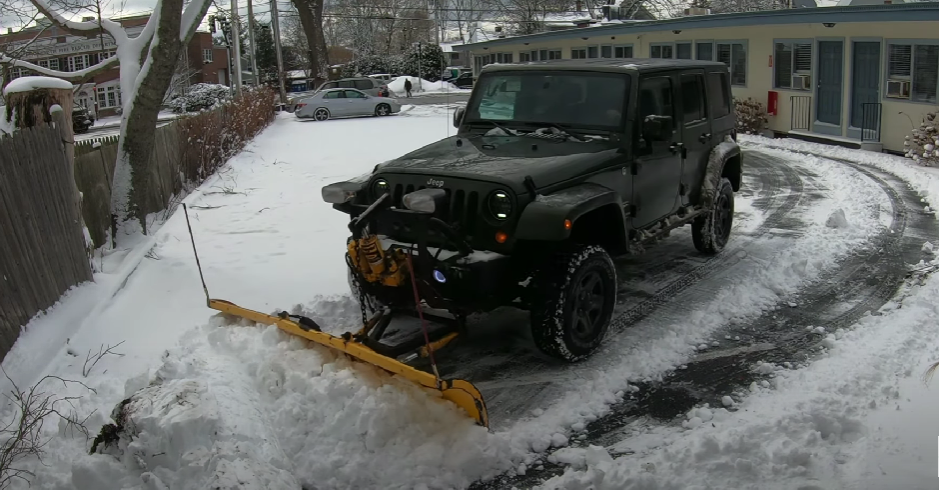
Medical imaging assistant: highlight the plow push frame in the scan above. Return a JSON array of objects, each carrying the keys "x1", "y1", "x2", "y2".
[{"x1": 180, "y1": 203, "x2": 490, "y2": 428}]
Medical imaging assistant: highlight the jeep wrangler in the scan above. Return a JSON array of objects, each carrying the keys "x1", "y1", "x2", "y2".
[{"x1": 321, "y1": 58, "x2": 742, "y2": 363}]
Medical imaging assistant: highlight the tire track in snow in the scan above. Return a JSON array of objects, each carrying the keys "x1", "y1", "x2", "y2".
[{"x1": 470, "y1": 153, "x2": 939, "y2": 490}]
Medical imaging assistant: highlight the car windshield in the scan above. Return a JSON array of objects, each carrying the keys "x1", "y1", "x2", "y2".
[{"x1": 464, "y1": 71, "x2": 629, "y2": 131}]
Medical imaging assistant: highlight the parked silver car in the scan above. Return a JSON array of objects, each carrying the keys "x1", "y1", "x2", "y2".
[{"x1": 294, "y1": 88, "x2": 401, "y2": 121}]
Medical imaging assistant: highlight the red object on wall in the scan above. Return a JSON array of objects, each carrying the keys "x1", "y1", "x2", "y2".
[{"x1": 767, "y1": 90, "x2": 779, "y2": 116}]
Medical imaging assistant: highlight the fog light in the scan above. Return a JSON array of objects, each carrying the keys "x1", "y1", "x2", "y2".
[{"x1": 433, "y1": 269, "x2": 447, "y2": 283}]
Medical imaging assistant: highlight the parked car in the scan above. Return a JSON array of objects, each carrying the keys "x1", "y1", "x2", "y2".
[
  {"x1": 72, "y1": 103, "x2": 94, "y2": 133},
  {"x1": 294, "y1": 88, "x2": 401, "y2": 121},
  {"x1": 451, "y1": 72, "x2": 475, "y2": 89},
  {"x1": 315, "y1": 77, "x2": 391, "y2": 97},
  {"x1": 321, "y1": 58, "x2": 742, "y2": 362},
  {"x1": 367, "y1": 73, "x2": 394, "y2": 83}
]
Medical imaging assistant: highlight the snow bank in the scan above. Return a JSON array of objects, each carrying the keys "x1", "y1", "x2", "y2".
[
  {"x1": 82, "y1": 321, "x2": 511, "y2": 490},
  {"x1": 2, "y1": 75, "x2": 73, "y2": 96},
  {"x1": 387, "y1": 76, "x2": 467, "y2": 95}
]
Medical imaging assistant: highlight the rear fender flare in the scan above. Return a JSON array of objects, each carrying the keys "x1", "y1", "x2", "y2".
[
  {"x1": 700, "y1": 137, "x2": 741, "y2": 206},
  {"x1": 515, "y1": 183, "x2": 626, "y2": 243}
]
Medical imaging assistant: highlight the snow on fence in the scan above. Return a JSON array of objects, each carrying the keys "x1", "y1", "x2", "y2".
[
  {"x1": 0, "y1": 125, "x2": 93, "y2": 358},
  {"x1": 75, "y1": 86, "x2": 276, "y2": 247}
]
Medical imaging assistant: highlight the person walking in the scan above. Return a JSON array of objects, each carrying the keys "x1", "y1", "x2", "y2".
[{"x1": 404, "y1": 78, "x2": 413, "y2": 98}]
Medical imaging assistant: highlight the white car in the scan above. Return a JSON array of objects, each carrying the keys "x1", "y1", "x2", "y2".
[{"x1": 294, "y1": 88, "x2": 401, "y2": 121}]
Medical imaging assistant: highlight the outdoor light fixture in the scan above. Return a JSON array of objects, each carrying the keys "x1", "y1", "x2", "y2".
[
  {"x1": 673, "y1": 30, "x2": 682, "y2": 34},
  {"x1": 823, "y1": 22, "x2": 836, "y2": 27},
  {"x1": 582, "y1": 37, "x2": 588, "y2": 40}
]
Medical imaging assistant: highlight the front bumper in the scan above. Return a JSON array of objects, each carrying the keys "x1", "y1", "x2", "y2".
[{"x1": 345, "y1": 199, "x2": 521, "y2": 313}]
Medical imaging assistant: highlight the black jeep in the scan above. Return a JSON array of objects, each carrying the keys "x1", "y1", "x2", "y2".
[{"x1": 322, "y1": 59, "x2": 742, "y2": 362}]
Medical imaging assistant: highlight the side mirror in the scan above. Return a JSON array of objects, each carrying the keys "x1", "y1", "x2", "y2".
[
  {"x1": 641, "y1": 115, "x2": 674, "y2": 142},
  {"x1": 453, "y1": 107, "x2": 466, "y2": 128}
]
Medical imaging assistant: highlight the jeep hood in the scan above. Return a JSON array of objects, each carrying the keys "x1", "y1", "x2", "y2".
[{"x1": 375, "y1": 134, "x2": 622, "y2": 193}]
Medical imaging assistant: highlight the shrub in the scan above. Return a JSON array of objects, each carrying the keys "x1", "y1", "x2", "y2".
[
  {"x1": 166, "y1": 83, "x2": 232, "y2": 114},
  {"x1": 903, "y1": 111, "x2": 939, "y2": 166},
  {"x1": 733, "y1": 97, "x2": 768, "y2": 135}
]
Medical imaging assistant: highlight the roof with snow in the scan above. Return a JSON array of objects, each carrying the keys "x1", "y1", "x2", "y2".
[{"x1": 452, "y1": 3, "x2": 939, "y2": 51}]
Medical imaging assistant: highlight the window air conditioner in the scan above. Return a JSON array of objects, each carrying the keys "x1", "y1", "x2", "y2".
[
  {"x1": 793, "y1": 74, "x2": 811, "y2": 90},
  {"x1": 886, "y1": 79, "x2": 911, "y2": 99}
]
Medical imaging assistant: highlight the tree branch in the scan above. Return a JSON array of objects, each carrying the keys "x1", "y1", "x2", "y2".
[
  {"x1": 179, "y1": 0, "x2": 214, "y2": 42},
  {"x1": 0, "y1": 54, "x2": 119, "y2": 82},
  {"x1": 27, "y1": 0, "x2": 128, "y2": 42}
]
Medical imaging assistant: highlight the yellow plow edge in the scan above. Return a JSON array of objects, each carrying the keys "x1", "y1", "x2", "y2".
[{"x1": 208, "y1": 299, "x2": 490, "y2": 428}]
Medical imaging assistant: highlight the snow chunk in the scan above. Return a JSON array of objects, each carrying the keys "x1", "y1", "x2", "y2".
[
  {"x1": 551, "y1": 432, "x2": 570, "y2": 447},
  {"x1": 49, "y1": 104, "x2": 63, "y2": 114},
  {"x1": 2, "y1": 75, "x2": 73, "y2": 96},
  {"x1": 923, "y1": 241, "x2": 935, "y2": 254},
  {"x1": 825, "y1": 208, "x2": 850, "y2": 229},
  {"x1": 721, "y1": 396, "x2": 735, "y2": 408}
]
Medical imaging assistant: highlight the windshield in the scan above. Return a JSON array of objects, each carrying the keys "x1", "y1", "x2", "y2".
[{"x1": 464, "y1": 71, "x2": 629, "y2": 131}]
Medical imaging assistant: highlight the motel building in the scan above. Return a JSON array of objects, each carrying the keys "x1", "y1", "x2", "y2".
[{"x1": 453, "y1": 2, "x2": 939, "y2": 155}]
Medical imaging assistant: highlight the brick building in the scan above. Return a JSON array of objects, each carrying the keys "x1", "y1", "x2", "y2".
[{"x1": 0, "y1": 14, "x2": 230, "y2": 118}]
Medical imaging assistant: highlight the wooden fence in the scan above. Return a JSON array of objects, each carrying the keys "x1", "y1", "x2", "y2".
[{"x1": 0, "y1": 126, "x2": 93, "y2": 356}]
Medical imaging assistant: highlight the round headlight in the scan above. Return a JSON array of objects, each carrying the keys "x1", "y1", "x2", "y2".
[
  {"x1": 488, "y1": 190, "x2": 513, "y2": 220},
  {"x1": 372, "y1": 179, "x2": 390, "y2": 197}
]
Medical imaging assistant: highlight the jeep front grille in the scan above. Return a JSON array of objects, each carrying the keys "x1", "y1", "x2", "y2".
[{"x1": 391, "y1": 184, "x2": 480, "y2": 237}]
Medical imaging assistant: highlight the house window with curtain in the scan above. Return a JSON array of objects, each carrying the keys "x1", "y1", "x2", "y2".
[
  {"x1": 716, "y1": 41, "x2": 747, "y2": 86},
  {"x1": 773, "y1": 40, "x2": 813, "y2": 91},
  {"x1": 886, "y1": 41, "x2": 938, "y2": 103}
]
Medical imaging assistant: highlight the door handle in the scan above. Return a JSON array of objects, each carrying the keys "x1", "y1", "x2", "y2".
[
  {"x1": 669, "y1": 142, "x2": 684, "y2": 154},
  {"x1": 699, "y1": 133, "x2": 711, "y2": 143}
]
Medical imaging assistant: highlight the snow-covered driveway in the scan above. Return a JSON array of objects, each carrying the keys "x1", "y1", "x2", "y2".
[{"x1": 6, "y1": 106, "x2": 939, "y2": 490}]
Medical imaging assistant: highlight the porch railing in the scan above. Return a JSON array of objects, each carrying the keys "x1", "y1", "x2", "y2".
[
  {"x1": 790, "y1": 96, "x2": 812, "y2": 131},
  {"x1": 861, "y1": 102, "x2": 882, "y2": 142}
]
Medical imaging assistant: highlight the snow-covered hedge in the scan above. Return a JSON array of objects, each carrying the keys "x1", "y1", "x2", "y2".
[
  {"x1": 175, "y1": 85, "x2": 275, "y2": 183},
  {"x1": 166, "y1": 83, "x2": 232, "y2": 114},
  {"x1": 903, "y1": 111, "x2": 939, "y2": 166},
  {"x1": 733, "y1": 97, "x2": 768, "y2": 135}
]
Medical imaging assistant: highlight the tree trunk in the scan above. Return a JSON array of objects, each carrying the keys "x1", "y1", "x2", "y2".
[
  {"x1": 292, "y1": 0, "x2": 329, "y2": 85},
  {"x1": 111, "y1": 0, "x2": 185, "y2": 234}
]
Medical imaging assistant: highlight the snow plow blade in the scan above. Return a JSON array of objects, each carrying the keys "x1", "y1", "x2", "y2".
[{"x1": 207, "y1": 299, "x2": 489, "y2": 428}]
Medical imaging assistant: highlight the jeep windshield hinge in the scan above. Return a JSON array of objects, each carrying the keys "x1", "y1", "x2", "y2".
[{"x1": 524, "y1": 175, "x2": 538, "y2": 196}]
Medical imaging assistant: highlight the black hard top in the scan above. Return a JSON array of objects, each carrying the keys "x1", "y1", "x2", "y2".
[{"x1": 480, "y1": 58, "x2": 726, "y2": 75}]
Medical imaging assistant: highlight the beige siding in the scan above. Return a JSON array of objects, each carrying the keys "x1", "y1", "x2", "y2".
[{"x1": 464, "y1": 20, "x2": 939, "y2": 154}]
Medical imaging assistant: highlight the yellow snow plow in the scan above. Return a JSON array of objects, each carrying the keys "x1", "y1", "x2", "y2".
[{"x1": 181, "y1": 204, "x2": 489, "y2": 428}]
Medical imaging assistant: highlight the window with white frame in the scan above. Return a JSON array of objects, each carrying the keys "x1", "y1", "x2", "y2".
[
  {"x1": 886, "y1": 41, "x2": 938, "y2": 103},
  {"x1": 650, "y1": 43, "x2": 673, "y2": 59},
  {"x1": 538, "y1": 48, "x2": 561, "y2": 60},
  {"x1": 97, "y1": 84, "x2": 122, "y2": 109},
  {"x1": 571, "y1": 47, "x2": 588, "y2": 59},
  {"x1": 520, "y1": 52, "x2": 530, "y2": 62},
  {"x1": 600, "y1": 44, "x2": 612, "y2": 58},
  {"x1": 696, "y1": 42, "x2": 713, "y2": 61},
  {"x1": 614, "y1": 45, "x2": 633, "y2": 58},
  {"x1": 716, "y1": 41, "x2": 747, "y2": 86},
  {"x1": 587, "y1": 45, "x2": 599, "y2": 58},
  {"x1": 68, "y1": 54, "x2": 89, "y2": 72},
  {"x1": 774, "y1": 40, "x2": 813, "y2": 91},
  {"x1": 203, "y1": 48, "x2": 213, "y2": 63},
  {"x1": 676, "y1": 42, "x2": 692, "y2": 59}
]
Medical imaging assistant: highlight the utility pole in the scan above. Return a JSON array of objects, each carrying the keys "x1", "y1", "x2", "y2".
[
  {"x1": 229, "y1": 2, "x2": 243, "y2": 95},
  {"x1": 246, "y1": 0, "x2": 259, "y2": 86},
  {"x1": 270, "y1": 0, "x2": 288, "y2": 105},
  {"x1": 417, "y1": 42, "x2": 423, "y2": 92}
]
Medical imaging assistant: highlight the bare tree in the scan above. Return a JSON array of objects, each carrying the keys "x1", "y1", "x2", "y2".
[
  {"x1": 0, "y1": 0, "x2": 214, "y2": 237},
  {"x1": 291, "y1": 0, "x2": 329, "y2": 84},
  {"x1": 444, "y1": 0, "x2": 490, "y2": 43}
]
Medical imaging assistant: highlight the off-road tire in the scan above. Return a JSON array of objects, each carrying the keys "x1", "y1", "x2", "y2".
[
  {"x1": 692, "y1": 177, "x2": 734, "y2": 254},
  {"x1": 375, "y1": 103, "x2": 391, "y2": 116},
  {"x1": 530, "y1": 245, "x2": 617, "y2": 362}
]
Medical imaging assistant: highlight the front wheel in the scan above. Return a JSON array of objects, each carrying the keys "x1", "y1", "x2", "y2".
[
  {"x1": 692, "y1": 177, "x2": 735, "y2": 254},
  {"x1": 530, "y1": 245, "x2": 617, "y2": 362},
  {"x1": 375, "y1": 103, "x2": 391, "y2": 116}
]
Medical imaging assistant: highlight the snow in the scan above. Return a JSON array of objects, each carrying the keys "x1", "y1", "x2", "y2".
[
  {"x1": 387, "y1": 76, "x2": 469, "y2": 95},
  {"x1": 10, "y1": 109, "x2": 939, "y2": 489},
  {"x1": 1, "y1": 75, "x2": 73, "y2": 96}
]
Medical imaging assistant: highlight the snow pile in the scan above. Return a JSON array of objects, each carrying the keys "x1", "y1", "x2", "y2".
[
  {"x1": 79, "y1": 321, "x2": 511, "y2": 490},
  {"x1": 387, "y1": 76, "x2": 466, "y2": 95},
  {"x1": 166, "y1": 83, "x2": 232, "y2": 113},
  {"x1": 2, "y1": 75, "x2": 73, "y2": 96},
  {"x1": 825, "y1": 208, "x2": 850, "y2": 229}
]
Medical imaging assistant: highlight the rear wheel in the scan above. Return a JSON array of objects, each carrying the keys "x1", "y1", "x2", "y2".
[
  {"x1": 314, "y1": 108, "x2": 330, "y2": 121},
  {"x1": 692, "y1": 177, "x2": 734, "y2": 254},
  {"x1": 375, "y1": 103, "x2": 391, "y2": 116},
  {"x1": 530, "y1": 245, "x2": 617, "y2": 362}
]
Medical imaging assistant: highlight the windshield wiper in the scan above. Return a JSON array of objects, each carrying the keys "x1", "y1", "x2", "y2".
[
  {"x1": 524, "y1": 122, "x2": 585, "y2": 142},
  {"x1": 478, "y1": 119, "x2": 518, "y2": 136}
]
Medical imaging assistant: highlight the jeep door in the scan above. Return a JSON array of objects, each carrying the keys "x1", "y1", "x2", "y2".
[
  {"x1": 677, "y1": 69, "x2": 712, "y2": 207},
  {"x1": 632, "y1": 74, "x2": 683, "y2": 228}
]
